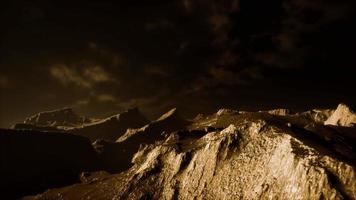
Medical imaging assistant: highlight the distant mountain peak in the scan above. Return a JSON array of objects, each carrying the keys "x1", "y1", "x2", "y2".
[{"x1": 23, "y1": 107, "x2": 88, "y2": 127}]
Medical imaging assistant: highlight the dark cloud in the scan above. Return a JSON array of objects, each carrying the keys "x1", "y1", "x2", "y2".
[
  {"x1": 0, "y1": 0, "x2": 355, "y2": 127},
  {"x1": 49, "y1": 64, "x2": 116, "y2": 88}
]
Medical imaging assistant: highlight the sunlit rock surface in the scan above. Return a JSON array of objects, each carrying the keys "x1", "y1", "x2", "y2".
[
  {"x1": 299, "y1": 108, "x2": 334, "y2": 124},
  {"x1": 325, "y1": 103, "x2": 356, "y2": 127},
  {"x1": 25, "y1": 104, "x2": 356, "y2": 200},
  {"x1": 117, "y1": 108, "x2": 189, "y2": 142},
  {"x1": 91, "y1": 108, "x2": 189, "y2": 172}
]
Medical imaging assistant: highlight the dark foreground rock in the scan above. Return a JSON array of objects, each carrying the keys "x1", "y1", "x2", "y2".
[
  {"x1": 24, "y1": 104, "x2": 356, "y2": 200},
  {"x1": 0, "y1": 129, "x2": 99, "y2": 199}
]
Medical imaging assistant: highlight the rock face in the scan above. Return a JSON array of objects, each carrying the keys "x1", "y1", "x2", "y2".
[
  {"x1": 299, "y1": 109, "x2": 334, "y2": 124},
  {"x1": 70, "y1": 107, "x2": 150, "y2": 142},
  {"x1": 92, "y1": 108, "x2": 190, "y2": 172},
  {"x1": 0, "y1": 129, "x2": 99, "y2": 199},
  {"x1": 25, "y1": 104, "x2": 356, "y2": 200},
  {"x1": 117, "y1": 108, "x2": 189, "y2": 142},
  {"x1": 325, "y1": 103, "x2": 356, "y2": 127},
  {"x1": 22, "y1": 107, "x2": 90, "y2": 128}
]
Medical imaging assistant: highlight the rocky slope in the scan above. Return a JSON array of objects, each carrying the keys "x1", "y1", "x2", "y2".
[
  {"x1": 24, "y1": 103, "x2": 356, "y2": 200},
  {"x1": 92, "y1": 108, "x2": 190, "y2": 172},
  {"x1": 325, "y1": 103, "x2": 356, "y2": 127},
  {"x1": 0, "y1": 129, "x2": 99, "y2": 199}
]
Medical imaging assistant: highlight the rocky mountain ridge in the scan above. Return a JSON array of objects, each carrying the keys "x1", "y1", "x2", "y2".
[
  {"x1": 13, "y1": 107, "x2": 150, "y2": 142},
  {"x1": 92, "y1": 108, "x2": 189, "y2": 172},
  {"x1": 21, "y1": 103, "x2": 356, "y2": 200},
  {"x1": 21, "y1": 107, "x2": 91, "y2": 128},
  {"x1": 69, "y1": 107, "x2": 150, "y2": 142}
]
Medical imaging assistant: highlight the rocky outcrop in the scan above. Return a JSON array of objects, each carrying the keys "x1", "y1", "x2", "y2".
[
  {"x1": 91, "y1": 108, "x2": 190, "y2": 172},
  {"x1": 69, "y1": 107, "x2": 150, "y2": 142},
  {"x1": 25, "y1": 105, "x2": 356, "y2": 200},
  {"x1": 0, "y1": 129, "x2": 99, "y2": 199},
  {"x1": 117, "y1": 108, "x2": 189, "y2": 142},
  {"x1": 22, "y1": 107, "x2": 90, "y2": 128},
  {"x1": 325, "y1": 103, "x2": 356, "y2": 127},
  {"x1": 299, "y1": 109, "x2": 334, "y2": 124}
]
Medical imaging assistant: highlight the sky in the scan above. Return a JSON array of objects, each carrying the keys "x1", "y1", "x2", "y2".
[{"x1": 1, "y1": 0, "x2": 355, "y2": 128}]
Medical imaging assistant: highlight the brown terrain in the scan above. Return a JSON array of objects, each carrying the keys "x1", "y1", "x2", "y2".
[{"x1": 1, "y1": 104, "x2": 355, "y2": 199}]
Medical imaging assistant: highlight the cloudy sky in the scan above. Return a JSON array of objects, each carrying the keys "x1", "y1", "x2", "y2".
[{"x1": 1, "y1": 0, "x2": 355, "y2": 127}]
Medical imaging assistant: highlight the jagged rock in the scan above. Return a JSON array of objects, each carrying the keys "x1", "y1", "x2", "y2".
[
  {"x1": 22, "y1": 107, "x2": 90, "y2": 128},
  {"x1": 90, "y1": 108, "x2": 190, "y2": 172},
  {"x1": 325, "y1": 103, "x2": 356, "y2": 127},
  {"x1": 299, "y1": 109, "x2": 334, "y2": 124},
  {"x1": 25, "y1": 108, "x2": 356, "y2": 200},
  {"x1": 117, "y1": 108, "x2": 189, "y2": 142},
  {"x1": 69, "y1": 107, "x2": 150, "y2": 142},
  {"x1": 0, "y1": 129, "x2": 99, "y2": 199}
]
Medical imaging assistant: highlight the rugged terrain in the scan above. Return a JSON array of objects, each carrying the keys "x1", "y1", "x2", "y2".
[
  {"x1": 93, "y1": 108, "x2": 190, "y2": 172},
  {"x1": 13, "y1": 103, "x2": 355, "y2": 200}
]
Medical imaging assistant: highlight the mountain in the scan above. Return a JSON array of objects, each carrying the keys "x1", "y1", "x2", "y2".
[
  {"x1": 13, "y1": 107, "x2": 150, "y2": 142},
  {"x1": 325, "y1": 103, "x2": 356, "y2": 127},
  {"x1": 117, "y1": 108, "x2": 189, "y2": 142},
  {"x1": 298, "y1": 108, "x2": 334, "y2": 124},
  {"x1": 92, "y1": 108, "x2": 190, "y2": 172},
  {"x1": 69, "y1": 107, "x2": 150, "y2": 142},
  {"x1": 22, "y1": 107, "x2": 90, "y2": 128},
  {"x1": 24, "y1": 104, "x2": 356, "y2": 200},
  {"x1": 0, "y1": 129, "x2": 99, "y2": 199}
]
